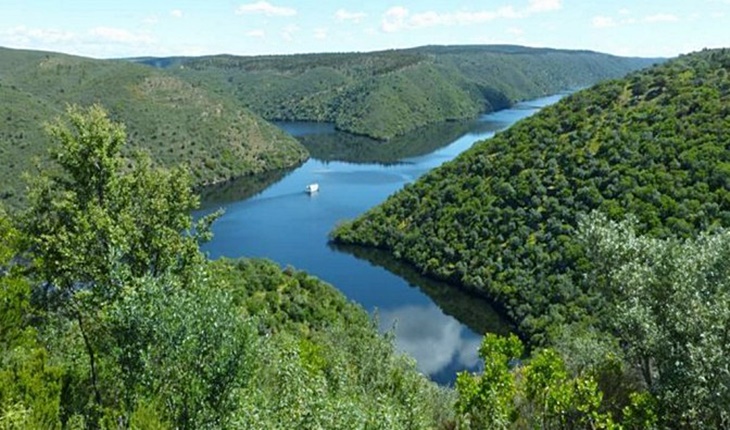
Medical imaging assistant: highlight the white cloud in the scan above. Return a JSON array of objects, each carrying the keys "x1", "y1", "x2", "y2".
[
  {"x1": 644, "y1": 13, "x2": 679, "y2": 23},
  {"x1": 171, "y1": 9, "x2": 184, "y2": 18},
  {"x1": 381, "y1": 1, "x2": 559, "y2": 33},
  {"x1": 246, "y1": 29, "x2": 265, "y2": 37},
  {"x1": 2, "y1": 26, "x2": 75, "y2": 45},
  {"x1": 235, "y1": 1, "x2": 296, "y2": 17},
  {"x1": 527, "y1": 0, "x2": 562, "y2": 13},
  {"x1": 379, "y1": 304, "x2": 479, "y2": 376},
  {"x1": 456, "y1": 337, "x2": 482, "y2": 368},
  {"x1": 382, "y1": 6, "x2": 519, "y2": 32},
  {"x1": 507, "y1": 26, "x2": 525, "y2": 36},
  {"x1": 381, "y1": 6, "x2": 409, "y2": 33},
  {"x1": 594, "y1": 11, "x2": 679, "y2": 29},
  {"x1": 280, "y1": 24, "x2": 300, "y2": 41},
  {"x1": 335, "y1": 9, "x2": 367, "y2": 23},
  {"x1": 618, "y1": 8, "x2": 631, "y2": 15},
  {"x1": 88, "y1": 27, "x2": 154, "y2": 45},
  {"x1": 143, "y1": 15, "x2": 159, "y2": 25},
  {"x1": 592, "y1": 15, "x2": 617, "y2": 28},
  {"x1": 314, "y1": 28, "x2": 327, "y2": 39},
  {"x1": 0, "y1": 24, "x2": 199, "y2": 58}
]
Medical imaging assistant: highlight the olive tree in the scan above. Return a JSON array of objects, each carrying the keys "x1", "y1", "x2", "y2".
[{"x1": 579, "y1": 211, "x2": 730, "y2": 428}]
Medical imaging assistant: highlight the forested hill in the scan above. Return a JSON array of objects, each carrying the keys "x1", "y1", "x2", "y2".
[
  {"x1": 0, "y1": 46, "x2": 307, "y2": 209},
  {"x1": 331, "y1": 48, "x2": 730, "y2": 343},
  {"x1": 135, "y1": 45, "x2": 657, "y2": 140}
]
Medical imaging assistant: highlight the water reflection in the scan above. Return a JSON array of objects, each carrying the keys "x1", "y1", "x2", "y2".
[
  {"x1": 331, "y1": 243, "x2": 514, "y2": 337},
  {"x1": 197, "y1": 168, "x2": 294, "y2": 210},
  {"x1": 380, "y1": 304, "x2": 482, "y2": 383},
  {"x1": 280, "y1": 120, "x2": 498, "y2": 165},
  {"x1": 332, "y1": 243, "x2": 515, "y2": 384},
  {"x1": 199, "y1": 94, "x2": 567, "y2": 383}
]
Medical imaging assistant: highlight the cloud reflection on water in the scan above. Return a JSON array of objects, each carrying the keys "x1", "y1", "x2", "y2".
[{"x1": 379, "y1": 304, "x2": 483, "y2": 377}]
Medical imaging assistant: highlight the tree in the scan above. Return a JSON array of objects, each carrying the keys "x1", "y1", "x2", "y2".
[
  {"x1": 579, "y1": 211, "x2": 730, "y2": 428},
  {"x1": 21, "y1": 104, "x2": 219, "y2": 423},
  {"x1": 0, "y1": 207, "x2": 62, "y2": 429},
  {"x1": 25, "y1": 104, "x2": 216, "y2": 299},
  {"x1": 104, "y1": 275, "x2": 255, "y2": 428},
  {"x1": 455, "y1": 333, "x2": 522, "y2": 429},
  {"x1": 455, "y1": 333, "x2": 617, "y2": 429}
]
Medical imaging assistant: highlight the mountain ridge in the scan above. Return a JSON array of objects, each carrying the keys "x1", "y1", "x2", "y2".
[
  {"x1": 331, "y1": 47, "x2": 730, "y2": 342},
  {"x1": 133, "y1": 44, "x2": 659, "y2": 140},
  {"x1": 0, "y1": 46, "x2": 308, "y2": 209}
]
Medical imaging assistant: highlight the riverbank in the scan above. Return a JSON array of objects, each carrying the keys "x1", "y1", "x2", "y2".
[{"x1": 198, "y1": 93, "x2": 566, "y2": 382}]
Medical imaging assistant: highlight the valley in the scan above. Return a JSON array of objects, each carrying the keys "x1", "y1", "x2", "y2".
[{"x1": 1, "y1": 35, "x2": 729, "y2": 427}]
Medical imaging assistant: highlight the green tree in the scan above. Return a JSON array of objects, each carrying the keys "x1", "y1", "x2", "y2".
[
  {"x1": 104, "y1": 275, "x2": 255, "y2": 428},
  {"x1": 456, "y1": 333, "x2": 618, "y2": 429},
  {"x1": 456, "y1": 333, "x2": 522, "y2": 429},
  {"x1": 21, "y1": 104, "x2": 219, "y2": 423},
  {"x1": 0, "y1": 207, "x2": 62, "y2": 429},
  {"x1": 25, "y1": 104, "x2": 216, "y2": 298},
  {"x1": 521, "y1": 348, "x2": 615, "y2": 429},
  {"x1": 579, "y1": 211, "x2": 730, "y2": 428}
]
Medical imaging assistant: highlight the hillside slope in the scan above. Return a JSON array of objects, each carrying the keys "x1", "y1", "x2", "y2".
[
  {"x1": 138, "y1": 45, "x2": 657, "y2": 140},
  {"x1": 0, "y1": 47, "x2": 307, "y2": 209},
  {"x1": 331, "y1": 48, "x2": 730, "y2": 343}
]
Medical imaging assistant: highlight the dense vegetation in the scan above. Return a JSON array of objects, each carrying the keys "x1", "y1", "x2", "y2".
[
  {"x1": 0, "y1": 106, "x2": 452, "y2": 428},
  {"x1": 4, "y1": 45, "x2": 729, "y2": 428},
  {"x1": 332, "y1": 48, "x2": 730, "y2": 427},
  {"x1": 138, "y1": 45, "x2": 656, "y2": 140},
  {"x1": 0, "y1": 46, "x2": 307, "y2": 210},
  {"x1": 333, "y1": 48, "x2": 730, "y2": 338}
]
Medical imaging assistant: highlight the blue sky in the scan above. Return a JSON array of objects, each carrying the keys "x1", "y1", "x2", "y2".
[{"x1": 1, "y1": 0, "x2": 728, "y2": 58}]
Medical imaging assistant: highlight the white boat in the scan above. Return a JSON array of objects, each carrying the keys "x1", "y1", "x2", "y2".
[{"x1": 305, "y1": 183, "x2": 319, "y2": 193}]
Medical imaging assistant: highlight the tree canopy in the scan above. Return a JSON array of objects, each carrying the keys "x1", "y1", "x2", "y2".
[
  {"x1": 332, "y1": 48, "x2": 730, "y2": 343},
  {"x1": 1, "y1": 105, "x2": 450, "y2": 428},
  {"x1": 333, "y1": 48, "x2": 730, "y2": 428},
  {"x1": 142, "y1": 45, "x2": 655, "y2": 140}
]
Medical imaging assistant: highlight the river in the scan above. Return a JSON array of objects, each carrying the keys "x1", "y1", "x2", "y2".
[{"x1": 198, "y1": 93, "x2": 565, "y2": 384}]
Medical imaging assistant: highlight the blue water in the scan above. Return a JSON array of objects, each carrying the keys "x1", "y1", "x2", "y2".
[{"x1": 199, "y1": 94, "x2": 565, "y2": 383}]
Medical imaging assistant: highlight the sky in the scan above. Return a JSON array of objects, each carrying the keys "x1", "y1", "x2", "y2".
[{"x1": 0, "y1": 0, "x2": 728, "y2": 59}]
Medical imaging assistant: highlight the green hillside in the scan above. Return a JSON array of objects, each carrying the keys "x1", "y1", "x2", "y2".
[
  {"x1": 331, "y1": 48, "x2": 730, "y2": 342},
  {"x1": 331, "y1": 48, "x2": 730, "y2": 426},
  {"x1": 0, "y1": 47, "x2": 308, "y2": 209},
  {"x1": 4, "y1": 54, "x2": 729, "y2": 428},
  {"x1": 138, "y1": 45, "x2": 657, "y2": 140},
  {"x1": 0, "y1": 107, "x2": 451, "y2": 429}
]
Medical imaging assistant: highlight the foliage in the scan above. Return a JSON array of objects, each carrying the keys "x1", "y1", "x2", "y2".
[
  {"x1": 19, "y1": 105, "x2": 223, "y2": 426},
  {"x1": 142, "y1": 45, "x2": 656, "y2": 141},
  {"x1": 456, "y1": 334, "x2": 617, "y2": 430},
  {"x1": 233, "y1": 323, "x2": 450, "y2": 429},
  {"x1": 455, "y1": 334, "x2": 522, "y2": 429},
  {"x1": 579, "y1": 212, "x2": 730, "y2": 428},
  {"x1": 104, "y1": 276, "x2": 256, "y2": 428},
  {"x1": 210, "y1": 258, "x2": 455, "y2": 429},
  {"x1": 208, "y1": 258, "x2": 372, "y2": 335},
  {"x1": 331, "y1": 47, "x2": 730, "y2": 428},
  {"x1": 331, "y1": 48, "x2": 730, "y2": 344},
  {"x1": 0, "y1": 46, "x2": 307, "y2": 210},
  {"x1": 24, "y1": 104, "x2": 216, "y2": 300},
  {"x1": 0, "y1": 207, "x2": 63, "y2": 429},
  {"x1": 3, "y1": 107, "x2": 452, "y2": 429}
]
